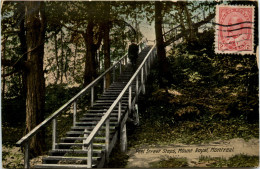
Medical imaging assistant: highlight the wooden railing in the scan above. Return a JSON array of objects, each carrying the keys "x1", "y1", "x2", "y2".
[
  {"x1": 16, "y1": 39, "x2": 147, "y2": 169},
  {"x1": 83, "y1": 43, "x2": 157, "y2": 168}
]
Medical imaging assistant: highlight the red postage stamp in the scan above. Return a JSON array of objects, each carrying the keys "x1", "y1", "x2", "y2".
[{"x1": 215, "y1": 5, "x2": 254, "y2": 55}]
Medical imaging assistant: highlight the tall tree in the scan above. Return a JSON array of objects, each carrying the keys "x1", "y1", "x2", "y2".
[
  {"x1": 103, "y1": 2, "x2": 111, "y2": 89},
  {"x1": 155, "y1": 1, "x2": 168, "y2": 88},
  {"x1": 24, "y1": 1, "x2": 46, "y2": 156}
]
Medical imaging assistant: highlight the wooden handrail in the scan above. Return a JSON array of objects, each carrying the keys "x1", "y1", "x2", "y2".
[
  {"x1": 84, "y1": 43, "x2": 156, "y2": 147},
  {"x1": 16, "y1": 39, "x2": 146, "y2": 146}
]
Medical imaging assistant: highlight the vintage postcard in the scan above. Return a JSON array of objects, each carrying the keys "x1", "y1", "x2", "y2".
[{"x1": 1, "y1": 0, "x2": 259, "y2": 168}]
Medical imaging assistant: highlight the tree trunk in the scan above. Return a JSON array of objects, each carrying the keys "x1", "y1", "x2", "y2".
[
  {"x1": 176, "y1": 3, "x2": 187, "y2": 40},
  {"x1": 73, "y1": 42, "x2": 77, "y2": 77},
  {"x1": 182, "y1": 2, "x2": 194, "y2": 41},
  {"x1": 25, "y1": 1, "x2": 46, "y2": 156},
  {"x1": 1, "y1": 37, "x2": 7, "y2": 99},
  {"x1": 54, "y1": 32, "x2": 60, "y2": 84},
  {"x1": 84, "y1": 19, "x2": 97, "y2": 86},
  {"x1": 104, "y1": 2, "x2": 111, "y2": 89},
  {"x1": 17, "y1": 1, "x2": 27, "y2": 106},
  {"x1": 155, "y1": 1, "x2": 168, "y2": 88},
  {"x1": 60, "y1": 30, "x2": 64, "y2": 84}
]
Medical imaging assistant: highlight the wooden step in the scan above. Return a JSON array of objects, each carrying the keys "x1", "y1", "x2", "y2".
[
  {"x1": 48, "y1": 149, "x2": 103, "y2": 157},
  {"x1": 75, "y1": 121, "x2": 118, "y2": 126},
  {"x1": 79, "y1": 117, "x2": 118, "y2": 121},
  {"x1": 69, "y1": 127, "x2": 116, "y2": 132},
  {"x1": 42, "y1": 156, "x2": 100, "y2": 164},
  {"x1": 50, "y1": 149, "x2": 103, "y2": 153},
  {"x1": 98, "y1": 96, "x2": 128, "y2": 100},
  {"x1": 34, "y1": 164, "x2": 95, "y2": 168},
  {"x1": 96, "y1": 98, "x2": 128, "y2": 102},
  {"x1": 61, "y1": 136, "x2": 107, "y2": 142},
  {"x1": 56, "y1": 143, "x2": 105, "y2": 148},
  {"x1": 82, "y1": 112, "x2": 119, "y2": 117},
  {"x1": 92, "y1": 102, "x2": 128, "y2": 107}
]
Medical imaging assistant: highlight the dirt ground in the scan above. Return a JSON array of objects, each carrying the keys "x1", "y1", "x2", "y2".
[{"x1": 126, "y1": 138, "x2": 259, "y2": 168}]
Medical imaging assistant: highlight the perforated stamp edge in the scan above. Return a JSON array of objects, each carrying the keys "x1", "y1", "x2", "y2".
[{"x1": 214, "y1": 4, "x2": 255, "y2": 55}]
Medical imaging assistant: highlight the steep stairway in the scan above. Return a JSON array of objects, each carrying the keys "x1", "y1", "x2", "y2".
[{"x1": 34, "y1": 46, "x2": 152, "y2": 168}]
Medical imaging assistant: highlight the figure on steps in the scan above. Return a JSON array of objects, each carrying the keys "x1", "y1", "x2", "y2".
[{"x1": 128, "y1": 40, "x2": 139, "y2": 71}]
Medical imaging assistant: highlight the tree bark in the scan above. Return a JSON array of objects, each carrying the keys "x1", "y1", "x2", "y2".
[
  {"x1": 84, "y1": 19, "x2": 97, "y2": 86},
  {"x1": 104, "y1": 2, "x2": 111, "y2": 89},
  {"x1": 17, "y1": 1, "x2": 27, "y2": 102},
  {"x1": 155, "y1": 1, "x2": 168, "y2": 88},
  {"x1": 54, "y1": 32, "x2": 60, "y2": 84},
  {"x1": 60, "y1": 30, "x2": 64, "y2": 84},
  {"x1": 25, "y1": 1, "x2": 46, "y2": 156},
  {"x1": 1, "y1": 36, "x2": 7, "y2": 99},
  {"x1": 183, "y1": 2, "x2": 194, "y2": 40}
]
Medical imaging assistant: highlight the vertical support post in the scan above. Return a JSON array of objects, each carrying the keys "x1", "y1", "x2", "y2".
[
  {"x1": 128, "y1": 85, "x2": 132, "y2": 114},
  {"x1": 73, "y1": 101, "x2": 77, "y2": 127},
  {"x1": 145, "y1": 63, "x2": 148, "y2": 81},
  {"x1": 52, "y1": 118, "x2": 57, "y2": 150},
  {"x1": 119, "y1": 61, "x2": 122, "y2": 74},
  {"x1": 136, "y1": 76, "x2": 139, "y2": 100},
  {"x1": 125, "y1": 55, "x2": 127, "y2": 65},
  {"x1": 118, "y1": 100, "x2": 121, "y2": 122},
  {"x1": 141, "y1": 68, "x2": 145, "y2": 94},
  {"x1": 120, "y1": 124, "x2": 127, "y2": 152},
  {"x1": 148, "y1": 56, "x2": 151, "y2": 74},
  {"x1": 103, "y1": 76, "x2": 106, "y2": 93},
  {"x1": 83, "y1": 129, "x2": 87, "y2": 150},
  {"x1": 113, "y1": 67, "x2": 115, "y2": 82},
  {"x1": 106, "y1": 117, "x2": 110, "y2": 161},
  {"x1": 91, "y1": 87, "x2": 94, "y2": 107},
  {"x1": 87, "y1": 142, "x2": 93, "y2": 168},
  {"x1": 24, "y1": 142, "x2": 29, "y2": 169}
]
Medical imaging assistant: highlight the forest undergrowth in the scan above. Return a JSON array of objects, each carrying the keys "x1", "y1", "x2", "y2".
[
  {"x1": 128, "y1": 32, "x2": 259, "y2": 147},
  {"x1": 107, "y1": 32, "x2": 259, "y2": 167},
  {"x1": 2, "y1": 31, "x2": 259, "y2": 168}
]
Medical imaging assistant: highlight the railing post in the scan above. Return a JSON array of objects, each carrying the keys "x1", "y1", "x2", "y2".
[
  {"x1": 119, "y1": 61, "x2": 122, "y2": 74},
  {"x1": 52, "y1": 118, "x2": 57, "y2": 150},
  {"x1": 118, "y1": 100, "x2": 121, "y2": 122},
  {"x1": 87, "y1": 141, "x2": 93, "y2": 168},
  {"x1": 103, "y1": 76, "x2": 106, "y2": 93},
  {"x1": 73, "y1": 101, "x2": 77, "y2": 127},
  {"x1": 128, "y1": 85, "x2": 132, "y2": 114},
  {"x1": 141, "y1": 68, "x2": 145, "y2": 94},
  {"x1": 24, "y1": 142, "x2": 29, "y2": 169},
  {"x1": 106, "y1": 117, "x2": 110, "y2": 162},
  {"x1": 125, "y1": 55, "x2": 127, "y2": 65},
  {"x1": 145, "y1": 62, "x2": 148, "y2": 81},
  {"x1": 113, "y1": 66, "x2": 115, "y2": 82},
  {"x1": 83, "y1": 129, "x2": 88, "y2": 150},
  {"x1": 136, "y1": 75, "x2": 139, "y2": 100},
  {"x1": 120, "y1": 124, "x2": 127, "y2": 152},
  {"x1": 148, "y1": 56, "x2": 151, "y2": 74},
  {"x1": 91, "y1": 87, "x2": 94, "y2": 107}
]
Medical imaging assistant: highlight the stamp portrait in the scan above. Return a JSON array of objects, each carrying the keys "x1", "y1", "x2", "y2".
[{"x1": 215, "y1": 5, "x2": 254, "y2": 55}]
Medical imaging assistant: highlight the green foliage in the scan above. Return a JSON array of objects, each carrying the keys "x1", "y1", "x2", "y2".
[
  {"x1": 104, "y1": 143, "x2": 129, "y2": 168},
  {"x1": 2, "y1": 96, "x2": 26, "y2": 127},
  {"x1": 2, "y1": 146, "x2": 24, "y2": 169},
  {"x1": 128, "y1": 28, "x2": 259, "y2": 146},
  {"x1": 2, "y1": 123, "x2": 24, "y2": 146},
  {"x1": 45, "y1": 84, "x2": 81, "y2": 116},
  {"x1": 198, "y1": 154, "x2": 259, "y2": 167}
]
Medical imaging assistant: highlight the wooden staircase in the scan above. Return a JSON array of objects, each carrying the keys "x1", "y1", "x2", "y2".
[{"x1": 33, "y1": 46, "x2": 152, "y2": 168}]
